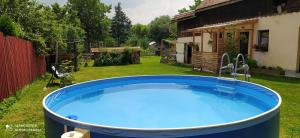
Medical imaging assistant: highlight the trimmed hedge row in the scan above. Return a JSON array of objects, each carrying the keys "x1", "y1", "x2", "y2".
[{"x1": 94, "y1": 48, "x2": 140, "y2": 66}]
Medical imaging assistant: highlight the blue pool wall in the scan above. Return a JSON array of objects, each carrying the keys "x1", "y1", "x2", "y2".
[
  {"x1": 43, "y1": 76, "x2": 281, "y2": 138},
  {"x1": 44, "y1": 110, "x2": 279, "y2": 138}
]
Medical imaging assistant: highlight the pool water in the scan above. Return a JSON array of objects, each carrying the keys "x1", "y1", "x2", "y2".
[{"x1": 46, "y1": 76, "x2": 277, "y2": 129}]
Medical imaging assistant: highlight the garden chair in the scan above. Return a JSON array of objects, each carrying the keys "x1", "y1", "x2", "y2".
[{"x1": 47, "y1": 66, "x2": 70, "y2": 87}]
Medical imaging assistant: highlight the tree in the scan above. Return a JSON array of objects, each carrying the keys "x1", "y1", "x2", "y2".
[
  {"x1": 0, "y1": 0, "x2": 87, "y2": 56},
  {"x1": 127, "y1": 24, "x2": 149, "y2": 49},
  {"x1": 0, "y1": 0, "x2": 50, "y2": 55},
  {"x1": 111, "y1": 3, "x2": 132, "y2": 47},
  {"x1": 148, "y1": 15, "x2": 172, "y2": 43},
  {"x1": 131, "y1": 24, "x2": 148, "y2": 39},
  {"x1": 0, "y1": 14, "x2": 24, "y2": 37},
  {"x1": 69, "y1": 0, "x2": 111, "y2": 50},
  {"x1": 178, "y1": 0, "x2": 202, "y2": 13}
]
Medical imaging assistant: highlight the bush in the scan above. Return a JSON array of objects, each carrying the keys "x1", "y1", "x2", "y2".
[
  {"x1": 94, "y1": 49, "x2": 134, "y2": 66},
  {"x1": 276, "y1": 66, "x2": 285, "y2": 75},
  {"x1": 246, "y1": 59, "x2": 258, "y2": 69},
  {"x1": 122, "y1": 48, "x2": 133, "y2": 65},
  {"x1": 59, "y1": 60, "x2": 74, "y2": 73},
  {"x1": 268, "y1": 67, "x2": 274, "y2": 70},
  {"x1": 94, "y1": 52, "x2": 110, "y2": 66},
  {"x1": 59, "y1": 60, "x2": 75, "y2": 87},
  {"x1": 110, "y1": 52, "x2": 123, "y2": 65},
  {"x1": 0, "y1": 14, "x2": 24, "y2": 37}
]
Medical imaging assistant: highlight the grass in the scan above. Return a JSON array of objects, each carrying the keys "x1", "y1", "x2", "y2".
[{"x1": 0, "y1": 56, "x2": 299, "y2": 138}]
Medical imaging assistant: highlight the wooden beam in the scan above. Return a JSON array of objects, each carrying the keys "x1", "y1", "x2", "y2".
[
  {"x1": 249, "y1": 24, "x2": 255, "y2": 59},
  {"x1": 297, "y1": 26, "x2": 300, "y2": 72},
  {"x1": 201, "y1": 31, "x2": 204, "y2": 52},
  {"x1": 193, "y1": 32, "x2": 195, "y2": 44}
]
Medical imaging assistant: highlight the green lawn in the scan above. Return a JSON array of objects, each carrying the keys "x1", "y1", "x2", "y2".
[{"x1": 0, "y1": 56, "x2": 299, "y2": 138}]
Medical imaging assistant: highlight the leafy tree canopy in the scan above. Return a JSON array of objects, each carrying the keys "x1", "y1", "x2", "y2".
[
  {"x1": 131, "y1": 24, "x2": 148, "y2": 39},
  {"x1": 0, "y1": 0, "x2": 86, "y2": 56},
  {"x1": 148, "y1": 15, "x2": 172, "y2": 43},
  {"x1": 69, "y1": 0, "x2": 111, "y2": 46}
]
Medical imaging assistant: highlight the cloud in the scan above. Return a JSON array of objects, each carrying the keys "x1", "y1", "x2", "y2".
[{"x1": 38, "y1": 0, "x2": 194, "y2": 24}]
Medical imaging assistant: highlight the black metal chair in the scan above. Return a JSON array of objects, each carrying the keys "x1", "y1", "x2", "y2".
[{"x1": 47, "y1": 66, "x2": 70, "y2": 87}]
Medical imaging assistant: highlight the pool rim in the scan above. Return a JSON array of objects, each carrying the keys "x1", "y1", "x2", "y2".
[{"x1": 43, "y1": 75, "x2": 282, "y2": 132}]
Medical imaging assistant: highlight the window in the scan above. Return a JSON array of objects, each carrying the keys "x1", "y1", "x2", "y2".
[{"x1": 256, "y1": 30, "x2": 269, "y2": 52}]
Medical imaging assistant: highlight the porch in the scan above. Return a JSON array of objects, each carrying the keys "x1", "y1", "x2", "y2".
[{"x1": 185, "y1": 18, "x2": 258, "y2": 73}]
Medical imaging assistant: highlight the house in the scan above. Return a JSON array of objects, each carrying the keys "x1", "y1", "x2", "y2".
[
  {"x1": 149, "y1": 41, "x2": 161, "y2": 56},
  {"x1": 160, "y1": 39, "x2": 177, "y2": 63},
  {"x1": 173, "y1": 0, "x2": 300, "y2": 74}
]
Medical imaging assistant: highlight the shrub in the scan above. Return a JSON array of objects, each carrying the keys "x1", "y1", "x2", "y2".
[
  {"x1": 59, "y1": 60, "x2": 75, "y2": 87},
  {"x1": 261, "y1": 66, "x2": 267, "y2": 69},
  {"x1": 59, "y1": 60, "x2": 74, "y2": 73},
  {"x1": 84, "y1": 62, "x2": 89, "y2": 67},
  {"x1": 247, "y1": 59, "x2": 258, "y2": 69},
  {"x1": 268, "y1": 67, "x2": 274, "y2": 70},
  {"x1": 0, "y1": 14, "x2": 24, "y2": 37},
  {"x1": 94, "y1": 49, "x2": 135, "y2": 66},
  {"x1": 276, "y1": 66, "x2": 285, "y2": 75},
  {"x1": 122, "y1": 48, "x2": 133, "y2": 65},
  {"x1": 225, "y1": 32, "x2": 238, "y2": 62},
  {"x1": 110, "y1": 52, "x2": 123, "y2": 65},
  {"x1": 193, "y1": 44, "x2": 200, "y2": 52},
  {"x1": 60, "y1": 75, "x2": 74, "y2": 87},
  {"x1": 94, "y1": 52, "x2": 112, "y2": 66}
]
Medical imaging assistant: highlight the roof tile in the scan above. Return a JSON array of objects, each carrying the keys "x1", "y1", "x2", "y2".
[{"x1": 197, "y1": 0, "x2": 232, "y2": 10}]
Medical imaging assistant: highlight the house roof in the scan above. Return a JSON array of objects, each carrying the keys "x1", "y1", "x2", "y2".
[
  {"x1": 173, "y1": 0, "x2": 242, "y2": 21},
  {"x1": 196, "y1": 0, "x2": 242, "y2": 11},
  {"x1": 172, "y1": 11, "x2": 195, "y2": 21},
  {"x1": 149, "y1": 41, "x2": 157, "y2": 46}
]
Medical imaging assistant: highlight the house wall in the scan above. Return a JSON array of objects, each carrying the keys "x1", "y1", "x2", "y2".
[
  {"x1": 253, "y1": 12, "x2": 300, "y2": 71},
  {"x1": 176, "y1": 34, "x2": 222, "y2": 72},
  {"x1": 176, "y1": 43, "x2": 185, "y2": 63},
  {"x1": 176, "y1": 37, "x2": 202, "y2": 63},
  {"x1": 203, "y1": 33, "x2": 213, "y2": 52}
]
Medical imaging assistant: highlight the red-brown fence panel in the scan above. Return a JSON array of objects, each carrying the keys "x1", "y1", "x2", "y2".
[{"x1": 0, "y1": 32, "x2": 46, "y2": 101}]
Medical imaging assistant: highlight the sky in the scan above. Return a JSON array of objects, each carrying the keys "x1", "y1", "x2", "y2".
[{"x1": 38, "y1": 0, "x2": 194, "y2": 24}]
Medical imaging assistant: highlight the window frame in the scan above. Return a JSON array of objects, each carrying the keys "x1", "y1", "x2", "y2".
[{"x1": 256, "y1": 30, "x2": 270, "y2": 52}]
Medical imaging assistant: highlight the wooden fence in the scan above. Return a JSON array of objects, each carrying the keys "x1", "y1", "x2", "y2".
[{"x1": 0, "y1": 33, "x2": 46, "y2": 101}]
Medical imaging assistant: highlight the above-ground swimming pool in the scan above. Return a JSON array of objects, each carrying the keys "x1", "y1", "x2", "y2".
[{"x1": 43, "y1": 75, "x2": 281, "y2": 138}]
